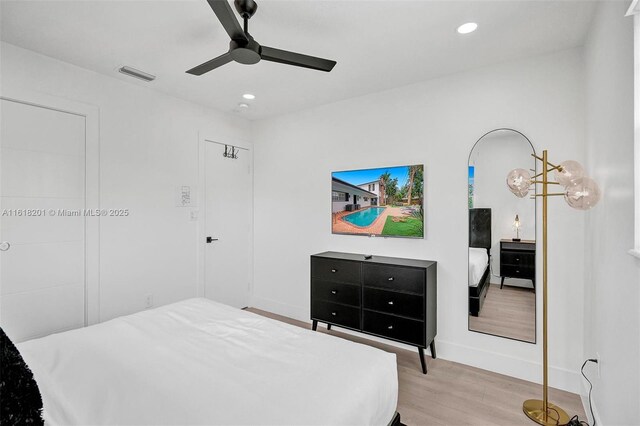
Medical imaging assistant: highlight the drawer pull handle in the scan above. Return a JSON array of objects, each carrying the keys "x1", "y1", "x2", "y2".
[
  {"x1": 387, "y1": 325, "x2": 394, "y2": 330},
  {"x1": 331, "y1": 312, "x2": 337, "y2": 316},
  {"x1": 388, "y1": 277, "x2": 394, "y2": 281},
  {"x1": 388, "y1": 301, "x2": 394, "y2": 305},
  {"x1": 331, "y1": 269, "x2": 337, "y2": 273},
  {"x1": 331, "y1": 290, "x2": 338, "y2": 295}
]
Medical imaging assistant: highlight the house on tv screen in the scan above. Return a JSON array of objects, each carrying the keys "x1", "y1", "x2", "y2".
[{"x1": 331, "y1": 177, "x2": 386, "y2": 213}]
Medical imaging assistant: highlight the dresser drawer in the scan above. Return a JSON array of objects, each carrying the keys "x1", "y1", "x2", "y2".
[
  {"x1": 363, "y1": 287, "x2": 424, "y2": 320},
  {"x1": 501, "y1": 264, "x2": 534, "y2": 279},
  {"x1": 311, "y1": 257, "x2": 361, "y2": 284},
  {"x1": 501, "y1": 242, "x2": 535, "y2": 251},
  {"x1": 311, "y1": 280, "x2": 360, "y2": 307},
  {"x1": 311, "y1": 300, "x2": 360, "y2": 329},
  {"x1": 363, "y1": 264, "x2": 424, "y2": 294},
  {"x1": 363, "y1": 310, "x2": 425, "y2": 346},
  {"x1": 501, "y1": 251, "x2": 534, "y2": 268}
]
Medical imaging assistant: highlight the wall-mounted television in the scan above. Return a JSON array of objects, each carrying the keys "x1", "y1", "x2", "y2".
[{"x1": 331, "y1": 165, "x2": 424, "y2": 238}]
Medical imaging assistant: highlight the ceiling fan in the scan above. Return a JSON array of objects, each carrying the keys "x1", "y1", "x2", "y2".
[{"x1": 187, "y1": 0, "x2": 337, "y2": 75}]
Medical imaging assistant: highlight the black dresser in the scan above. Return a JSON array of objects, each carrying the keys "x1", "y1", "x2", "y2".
[
  {"x1": 311, "y1": 251, "x2": 437, "y2": 374},
  {"x1": 500, "y1": 239, "x2": 536, "y2": 290}
]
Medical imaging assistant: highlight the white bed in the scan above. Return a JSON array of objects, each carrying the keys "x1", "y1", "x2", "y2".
[
  {"x1": 17, "y1": 298, "x2": 398, "y2": 426},
  {"x1": 468, "y1": 247, "x2": 489, "y2": 287}
]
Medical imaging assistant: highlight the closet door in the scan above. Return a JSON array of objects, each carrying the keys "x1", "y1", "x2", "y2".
[
  {"x1": 204, "y1": 141, "x2": 252, "y2": 309},
  {"x1": 0, "y1": 99, "x2": 86, "y2": 343}
]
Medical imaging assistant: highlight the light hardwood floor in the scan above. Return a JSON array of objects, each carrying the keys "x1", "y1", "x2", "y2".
[
  {"x1": 247, "y1": 307, "x2": 585, "y2": 426},
  {"x1": 469, "y1": 284, "x2": 536, "y2": 342}
]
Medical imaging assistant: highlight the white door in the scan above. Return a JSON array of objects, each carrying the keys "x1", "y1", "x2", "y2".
[
  {"x1": 0, "y1": 99, "x2": 86, "y2": 343},
  {"x1": 204, "y1": 142, "x2": 252, "y2": 308}
]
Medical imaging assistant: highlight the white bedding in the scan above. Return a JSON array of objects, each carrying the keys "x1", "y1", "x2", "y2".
[
  {"x1": 469, "y1": 247, "x2": 489, "y2": 287},
  {"x1": 18, "y1": 298, "x2": 398, "y2": 426}
]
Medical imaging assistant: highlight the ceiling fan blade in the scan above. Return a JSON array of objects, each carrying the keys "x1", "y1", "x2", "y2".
[
  {"x1": 186, "y1": 52, "x2": 233, "y2": 75},
  {"x1": 206, "y1": 0, "x2": 247, "y2": 42},
  {"x1": 260, "y1": 46, "x2": 336, "y2": 72}
]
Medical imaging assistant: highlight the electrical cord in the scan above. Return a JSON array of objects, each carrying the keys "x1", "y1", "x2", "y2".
[
  {"x1": 568, "y1": 415, "x2": 590, "y2": 426},
  {"x1": 523, "y1": 360, "x2": 597, "y2": 426},
  {"x1": 579, "y1": 358, "x2": 598, "y2": 426}
]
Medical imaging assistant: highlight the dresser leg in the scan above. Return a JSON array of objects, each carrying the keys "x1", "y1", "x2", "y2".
[
  {"x1": 312, "y1": 320, "x2": 318, "y2": 331},
  {"x1": 418, "y1": 347, "x2": 427, "y2": 374},
  {"x1": 500, "y1": 276, "x2": 505, "y2": 289},
  {"x1": 430, "y1": 341, "x2": 437, "y2": 359},
  {"x1": 327, "y1": 324, "x2": 332, "y2": 330}
]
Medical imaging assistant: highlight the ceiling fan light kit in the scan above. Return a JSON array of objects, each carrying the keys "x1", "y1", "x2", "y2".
[{"x1": 187, "y1": 0, "x2": 337, "y2": 75}]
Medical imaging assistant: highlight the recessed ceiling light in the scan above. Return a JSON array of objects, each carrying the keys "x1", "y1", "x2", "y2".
[
  {"x1": 457, "y1": 22, "x2": 478, "y2": 34},
  {"x1": 238, "y1": 103, "x2": 250, "y2": 109},
  {"x1": 242, "y1": 93, "x2": 255, "y2": 100}
]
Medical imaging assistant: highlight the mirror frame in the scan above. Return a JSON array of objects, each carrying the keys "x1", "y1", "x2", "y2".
[{"x1": 467, "y1": 128, "x2": 538, "y2": 344}]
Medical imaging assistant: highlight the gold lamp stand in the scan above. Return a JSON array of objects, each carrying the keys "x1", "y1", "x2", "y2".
[
  {"x1": 522, "y1": 150, "x2": 570, "y2": 426},
  {"x1": 508, "y1": 149, "x2": 600, "y2": 425}
]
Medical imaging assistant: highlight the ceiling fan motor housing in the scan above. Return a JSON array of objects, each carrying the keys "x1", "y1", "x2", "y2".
[{"x1": 230, "y1": 36, "x2": 261, "y2": 65}]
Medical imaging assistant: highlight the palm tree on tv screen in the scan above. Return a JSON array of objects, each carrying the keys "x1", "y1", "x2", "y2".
[{"x1": 380, "y1": 172, "x2": 399, "y2": 205}]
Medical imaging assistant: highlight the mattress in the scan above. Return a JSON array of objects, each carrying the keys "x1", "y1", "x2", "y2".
[
  {"x1": 469, "y1": 247, "x2": 489, "y2": 287},
  {"x1": 17, "y1": 298, "x2": 398, "y2": 426}
]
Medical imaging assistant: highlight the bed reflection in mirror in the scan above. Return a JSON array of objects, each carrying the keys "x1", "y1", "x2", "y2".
[{"x1": 468, "y1": 129, "x2": 536, "y2": 343}]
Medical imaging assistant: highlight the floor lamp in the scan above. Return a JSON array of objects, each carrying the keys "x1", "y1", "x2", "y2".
[{"x1": 506, "y1": 150, "x2": 601, "y2": 426}]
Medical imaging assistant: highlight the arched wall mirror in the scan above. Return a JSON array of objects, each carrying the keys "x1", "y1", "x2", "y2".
[{"x1": 467, "y1": 129, "x2": 537, "y2": 343}]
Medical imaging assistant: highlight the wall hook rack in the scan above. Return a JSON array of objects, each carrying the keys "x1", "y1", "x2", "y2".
[{"x1": 223, "y1": 144, "x2": 239, "y2": 160}]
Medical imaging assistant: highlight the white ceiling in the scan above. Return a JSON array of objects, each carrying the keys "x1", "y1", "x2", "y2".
[{"x1": 0, "y1": 0, "x2": 597, "y2": 120}]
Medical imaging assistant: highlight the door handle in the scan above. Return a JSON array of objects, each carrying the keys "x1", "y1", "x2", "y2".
[
  {"x1": 206, "y1": 237, "x2": 219, "y2": 244},
  {"x1": 0, "y1": 242, "x2": 10, "y2": 252}
]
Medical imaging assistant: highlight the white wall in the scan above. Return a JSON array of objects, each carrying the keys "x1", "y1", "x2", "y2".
[
  {"x1": 252, "y1": 48, "x2": 587, "y2": 393},
  {"x1": 470, "y1": 131, "x2": 536, "y2": 287},
  {"x1": 0, "y1": 42, "x2": 251, "y2": 322},
  {"x1": 583, "y1": 2, "x2": 640, "y2": 424}
]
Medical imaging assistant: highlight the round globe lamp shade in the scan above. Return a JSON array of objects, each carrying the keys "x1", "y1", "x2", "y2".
[
  {"x1": 564, "y1": 177, "x2": 601, "y2": 210},
  {"x1": 555, "y1": 160, "x2": 585, "y2": 187},
  {"x1": 506, "y1": 168, "x2": 531, "y2": 198}
]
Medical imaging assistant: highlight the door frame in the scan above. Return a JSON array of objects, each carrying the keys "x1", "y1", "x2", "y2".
[
  {"x1": 0, "y1": 88, "x2": 101, "y2": 326},
  {"x1": 196, "y1": 133, "x2": 253, "y2": 303}
]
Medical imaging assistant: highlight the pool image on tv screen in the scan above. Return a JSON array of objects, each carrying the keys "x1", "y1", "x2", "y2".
[{"x1": 331, "y1": 165, "x2": 424, "y2": 238}]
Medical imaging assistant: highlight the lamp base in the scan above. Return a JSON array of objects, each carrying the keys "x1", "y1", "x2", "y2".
[
  {"x1": 523, "y1": 399, "x2": 571, "y2": 426},
  {"x1": 512, "y1": 238, "x2": 522, "y2": 242}
]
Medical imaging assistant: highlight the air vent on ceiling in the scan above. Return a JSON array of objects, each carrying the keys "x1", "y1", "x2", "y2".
[{"x1": 118, "y1": 66, "x2": 155, "y2": 82}]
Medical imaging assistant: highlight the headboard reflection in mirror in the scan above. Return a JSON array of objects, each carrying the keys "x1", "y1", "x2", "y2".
[{"x1": 467, "y1": 129, "x2": 537, "y2": 343}]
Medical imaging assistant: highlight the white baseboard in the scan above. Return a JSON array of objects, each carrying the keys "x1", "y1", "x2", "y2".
[
  {"x1": 250, "y1": 295, "x2": 308, "y2": 321},
  {"x1": 250, "y1": 295, "x2": 581, "y2": 394},
  {"x1": 435, "y1": 340, "x2": 582, "y2": 394}
]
